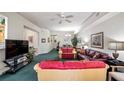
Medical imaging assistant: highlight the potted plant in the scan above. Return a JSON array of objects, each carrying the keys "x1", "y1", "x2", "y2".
[
  {"x1": 56, "y1": 41, "x2": 60, "y2": 51},
  {"x1": 71, "y1": 35, "x2": 78, "y2": 48},
  {"x1": 26, "y1": 46, "x2": 36, "y2": 63}
]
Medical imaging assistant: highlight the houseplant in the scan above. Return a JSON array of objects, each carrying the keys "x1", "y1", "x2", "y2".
[
  {"x1": 26, "y1": 46, "x2": 36, "y2": 63},
  {"x1": 71, "y1": 35, "x2": 78, "y2": 48}
]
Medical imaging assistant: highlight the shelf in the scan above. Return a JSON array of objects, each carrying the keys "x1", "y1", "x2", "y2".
[{"x1": 4, "y1": 55, "x2": 29, "y2": 73}]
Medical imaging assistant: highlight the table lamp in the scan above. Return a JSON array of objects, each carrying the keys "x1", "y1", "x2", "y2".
[{"x1": 108, "y1": 41, "x2": 124, "y2": 59}]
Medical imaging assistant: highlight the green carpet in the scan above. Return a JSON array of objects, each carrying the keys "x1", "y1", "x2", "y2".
[
  {"x1": 0, "y1": 49, "x2": 78, "y2": 81},
  {"x1": 0, "y1": 49, "x2": 59, "y2": 81}
]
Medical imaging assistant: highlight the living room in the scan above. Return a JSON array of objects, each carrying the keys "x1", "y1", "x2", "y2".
[
  {"x1": 0, "y1": 12, "x2": 124, "y2": 81},
  {"x1": 1, "y1": 0, "x2": 124, "y2": 93}
]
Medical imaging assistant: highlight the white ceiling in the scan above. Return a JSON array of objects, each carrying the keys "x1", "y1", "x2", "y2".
[{"x1": 18, "y1": 12, "x2": 108, "y2": 33}]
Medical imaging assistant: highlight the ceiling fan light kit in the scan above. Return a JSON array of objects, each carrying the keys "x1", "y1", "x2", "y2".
[{"x1": 51, "y1": 12, "x2": 73, "y2": 24}]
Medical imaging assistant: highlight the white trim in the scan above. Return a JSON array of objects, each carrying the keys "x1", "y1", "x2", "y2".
[{"x1": 78, "y1": 12, "x2": 120, "y2": 33}]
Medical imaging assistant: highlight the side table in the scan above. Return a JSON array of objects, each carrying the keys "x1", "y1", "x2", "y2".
[
  {"x1": 106, "y1": 59, "x2": 124, "y2": 80},
  {"x1": 106, "y1": 59, "x2": 124, "y2": 66},
  {"x1": 108, "y1": 65, "x2": 124, "y2": 81}
]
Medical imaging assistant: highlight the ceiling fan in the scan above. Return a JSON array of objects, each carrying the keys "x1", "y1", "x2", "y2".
[{"x1": 50, "y1": 12, "x2": 73, "y2": 24}]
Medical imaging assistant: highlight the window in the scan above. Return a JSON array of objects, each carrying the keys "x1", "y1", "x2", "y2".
[{"x1": 0, "y1": 15, "x2": 8, "y2": 49}]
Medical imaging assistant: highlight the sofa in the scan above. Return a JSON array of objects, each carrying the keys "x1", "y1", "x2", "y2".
[
  {"x1": 59, "y1": 47, "x2": 77, "y2": 59},
  {"x1": 78, "y1": 49, "x2": 112, "y2": 61},
  {"x1": 34, "y1": 60, "x2": 109, "y2": 81}
]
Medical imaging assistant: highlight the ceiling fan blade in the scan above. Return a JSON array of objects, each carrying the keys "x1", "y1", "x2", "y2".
[
  {"x1": 59, "y1": 20, "x2": 62, "y2": 24},
  {"x1": 65, "y1": 19, "x2": 71, "y2": 23},
  {"x1": 65, "y1": 15, "x2": 73, "y2": 18},
  {"x1": 56, "y1": 14, "x2": 61, "y2": 18}
]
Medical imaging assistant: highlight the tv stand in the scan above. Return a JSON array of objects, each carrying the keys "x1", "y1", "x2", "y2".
[{"x1": 3, "y1": 54, "x2": 29, "y2": 73}]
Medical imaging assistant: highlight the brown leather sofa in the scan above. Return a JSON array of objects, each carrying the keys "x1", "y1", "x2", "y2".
[{"x1": 78, "y1": 49, "x2": 112, "y2": 61}]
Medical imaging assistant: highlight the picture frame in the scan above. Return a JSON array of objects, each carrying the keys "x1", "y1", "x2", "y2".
[
  {"x1": 48, "y1": 37, "x2": 50, "y2": 43},
  {"x1": 0, "y1": 17, "x2": 5, "y2": 43},
  {"x1": 51, "y1": 38, "x2": 52, "y2": 42},
  {"x1": 28, "y1": 36, "x2": 33, "y2": 43},
  {"x1": 91, "y1": 32, "x2": 104, "y2": 49},
  {"x1": 54, "y1": 40, "x2": 57, "y2": 43},
  {"x1": 41, "y1": 38, "x2": 46, "y2": 43}
]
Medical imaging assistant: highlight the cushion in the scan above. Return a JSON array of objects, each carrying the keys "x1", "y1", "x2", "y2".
[
  {"x1": 67, "y1": 48, "x2": 73, "y2": 53},
  {"x1": 39, "y1": 60, "x2": 64, "y2": 69},
  {"x1": 82, "y1": 61, "x2": 106, "y2": 68},
  {"x1": 100, "y1": 54, "x2": 109, "y2": 59},
  {"x1": 62, "y1": 54, "x2": 74, "y2": 59},
  {"x1": 39, "y1": 60, "x2": 106, "y2": 69},
  {"x1": 88, "y1": 50, "x2": 96, "y2": 57},
  {"x1": 61, "y1": 48, "x2": 68, "y2": 53},
  {"x1": 80, "y1": 49, "x2": 85, "y2": 54},
  {"x1": 64, "y1": 61, "x2": 84, "y2": 69},
  {"x1": 93, "y1": 52, "x2": 101, "y2": 59},
  {"x1": 85, "y1": 49, "x2": 90, "y2": 55}
]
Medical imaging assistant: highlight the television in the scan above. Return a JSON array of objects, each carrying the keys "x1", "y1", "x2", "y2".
[{"x1": 5, "y1": 39, "x2": 29, "y2": 60}]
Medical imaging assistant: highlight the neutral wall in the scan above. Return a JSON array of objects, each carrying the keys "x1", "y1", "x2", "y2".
[{"x1": 78, "y1": 13, "x2": 124, "y2": 61}]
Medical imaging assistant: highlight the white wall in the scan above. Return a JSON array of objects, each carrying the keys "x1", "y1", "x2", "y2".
[
  {"x1": 24, "y1": 27, "x2": 39, "y2": 49},
  {"x1": 0, "y1": 12, "x2": 53, "y2": 70},
  {"x1": 51, "y1": 31, "x2": 74, "y2": 47},
  {"x1": 39, "y1": 29, "x2": 54, "y2": 53},
  {"x1": 78, "y1": 13, "x2": 124, "y2": 61}
]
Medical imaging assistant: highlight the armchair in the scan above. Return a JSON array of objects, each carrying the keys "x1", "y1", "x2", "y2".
[
  {"x1": 59, "y1": 48, "x2": 77, "y2": 59},
  {"x1": 109, "y1": 66, "x2": 124, "y2": 81}
]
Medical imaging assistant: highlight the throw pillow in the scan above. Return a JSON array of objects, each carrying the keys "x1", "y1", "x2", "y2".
[
  {"x1": 85, "y1": 49, "x2": 90, "y2": 55},
  {"x1": 93, "y1": 52, "x2": 101, "y2": 59},
  {"x1": 80, "y1": 49, "x2": 85, "y2": 54},
  {"x1": 88, "y1": 51, "x2": 95, "y2": 57},
  {"x1": 39, "y1": 60, "x2": 64, "y2": 69}
]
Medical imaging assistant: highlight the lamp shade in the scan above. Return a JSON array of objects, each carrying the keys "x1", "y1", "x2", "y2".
[{"x1": 108, "y1": 41, "x2": 124, "y2": 50}]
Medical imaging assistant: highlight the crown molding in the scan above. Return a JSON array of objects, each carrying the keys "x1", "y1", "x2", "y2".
[{"x1": 78, "y1": 12, "x2": 120, "y2": 33}]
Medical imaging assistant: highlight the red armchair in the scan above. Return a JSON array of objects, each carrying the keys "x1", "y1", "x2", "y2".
[{"x1": 59, "y1": 48, "x2": 77, "y2": 59}]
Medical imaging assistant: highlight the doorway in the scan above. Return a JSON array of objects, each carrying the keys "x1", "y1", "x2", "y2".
[{"x1": 24, "y1": 26, "x2": 39, "y2": 50}]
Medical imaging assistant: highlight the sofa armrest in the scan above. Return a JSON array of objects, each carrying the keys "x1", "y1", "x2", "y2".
[
  {"x1": 59, "y1": 50, "x2": 62, "y2": 54},
  {"x1": 34, "y1": 64, "x2": 39, "y2": 72},
  {"x1": 73, "y1": 50, "x2": 77, "y2": 54},
  {"x1": 104, "y1": 64, "x2": 109, "y2": 70}
]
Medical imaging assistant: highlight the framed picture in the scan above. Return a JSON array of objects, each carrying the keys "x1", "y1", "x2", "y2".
[
  {"x1": 0, "y1": 17, "x2": 5, "y2": 43},
  {"x1": 54, "y1": 40, "x2": 57, "y2": 43},
  {"x1": 91, "y1": 32, "x2": 104, "y2": 49},
  {"x1": 51, "y1": 38, "x2": 52, "y2": 42},
  {"x1": 28, "y1": 36, "x2": 33, "y2": 43},
  {"x1": 48, "y1": 37, "x2": 50, "y2": 43},
  {"x1": 41, "y1": 38, "x2": 46, "y2": 43}
]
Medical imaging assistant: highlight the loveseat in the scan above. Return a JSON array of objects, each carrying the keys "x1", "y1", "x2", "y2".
[
  {"x1": 34, "y1": 60, "x2": 109, "y2": 81},
  {"x1": 59, "y1": 47, "x2": 77, "y2": 59},
  {"x1": 78, "y1": 49, "x2": 112, "y2": 61}
]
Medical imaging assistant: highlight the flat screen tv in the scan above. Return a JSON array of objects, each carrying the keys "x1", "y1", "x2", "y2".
[{"x1": 5, "y1": 39, "x2": 29, "y2": 60}]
